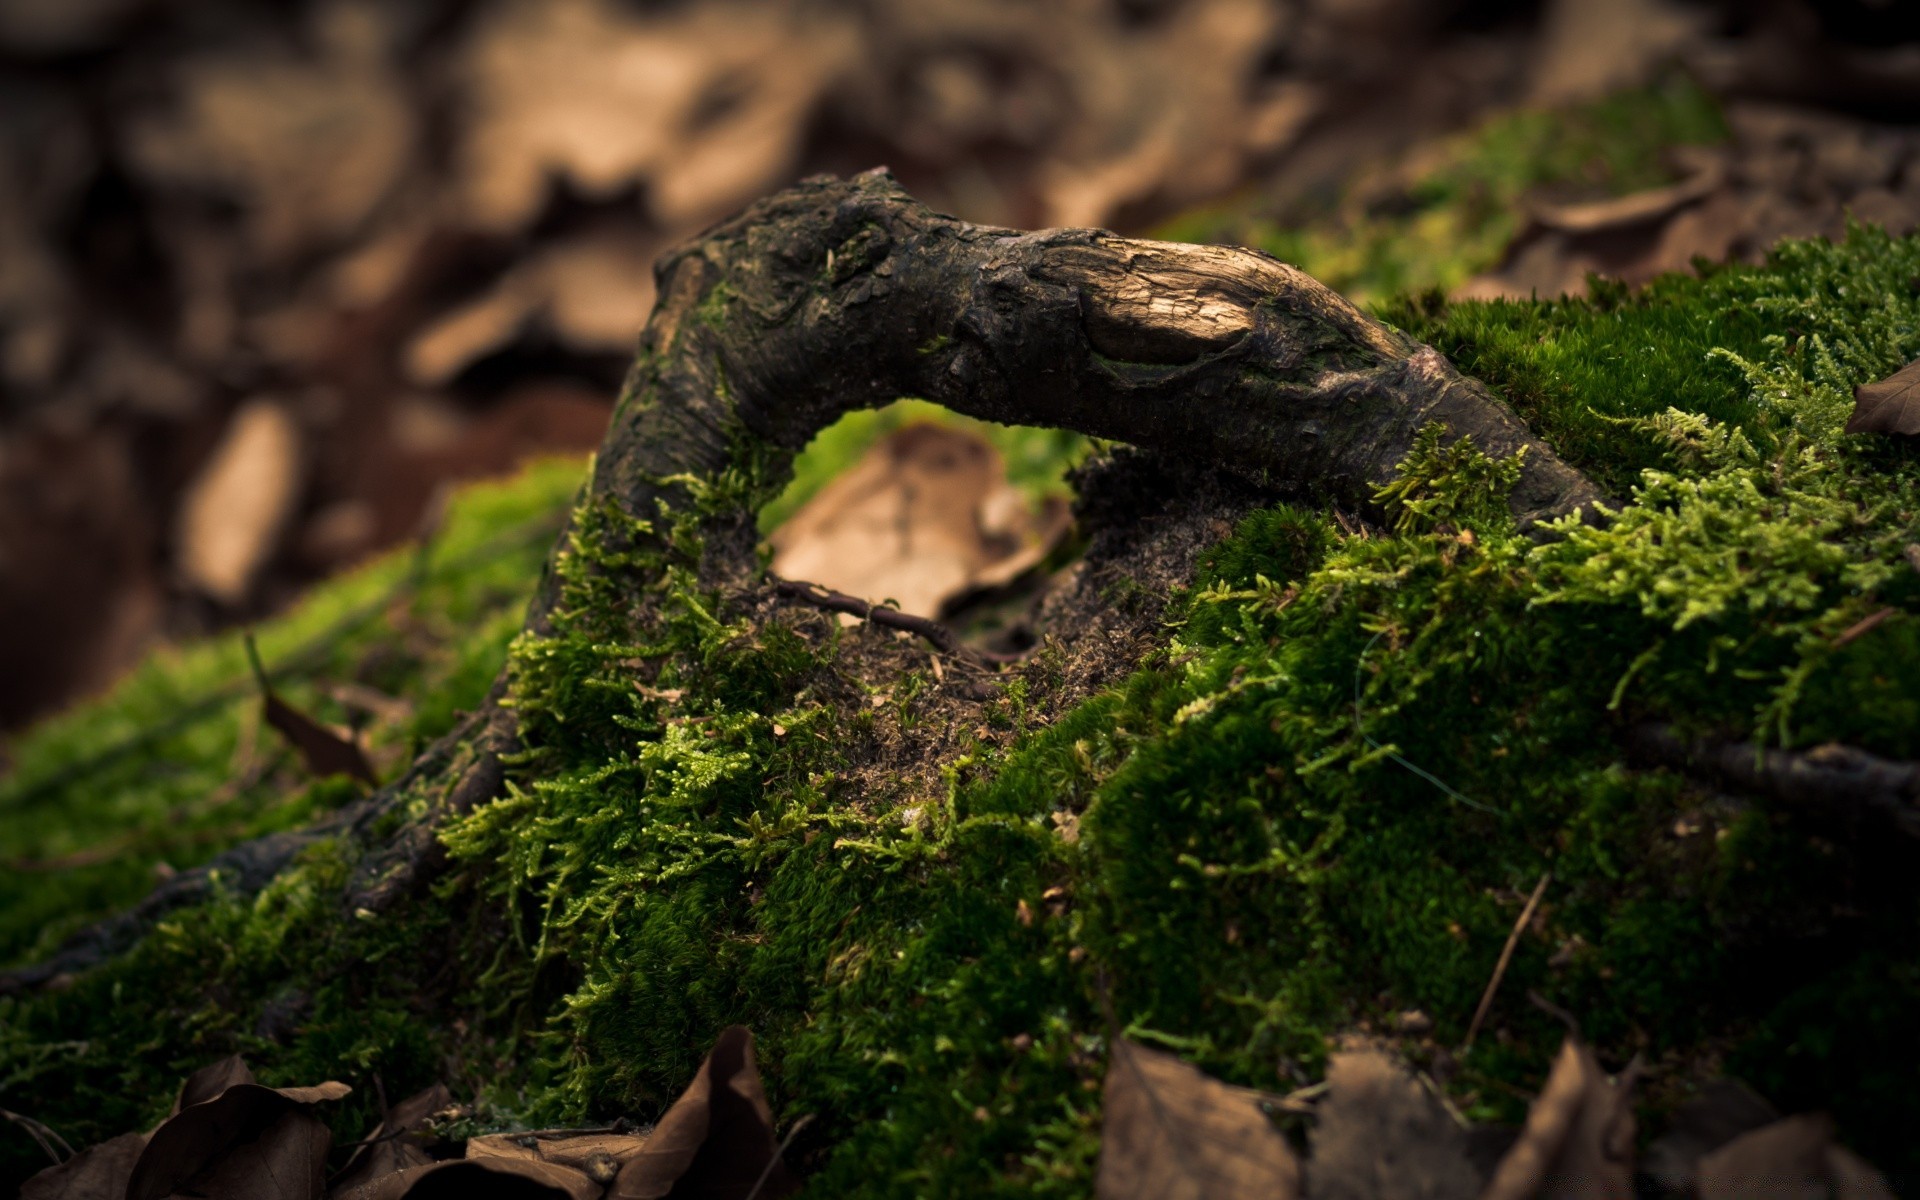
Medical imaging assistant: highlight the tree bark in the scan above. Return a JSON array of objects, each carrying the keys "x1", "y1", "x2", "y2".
[{"x1": 576, "y1": 168, "x2": 1602, "y2": 601}]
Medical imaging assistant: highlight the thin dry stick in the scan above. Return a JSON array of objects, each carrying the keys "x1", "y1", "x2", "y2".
[
  {"x1": 1463, "y1": 872, "x2": 1551, "y2": 1053},
  {"x1": 771, "y1": 577, "x2": 1024, "y2": 664}
]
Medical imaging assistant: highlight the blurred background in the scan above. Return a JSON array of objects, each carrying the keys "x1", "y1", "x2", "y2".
[{"x1": 2, "y1": 0, "x2": 1917, "y2": 732}]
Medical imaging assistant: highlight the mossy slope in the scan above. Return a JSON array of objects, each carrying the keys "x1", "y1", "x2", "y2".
[{"x1": 5, "y1": 236, "x2": 1920, "y2": 1196}]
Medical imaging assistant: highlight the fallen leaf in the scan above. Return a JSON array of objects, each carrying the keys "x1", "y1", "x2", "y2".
[
  {"x1": 175, "y1": 398, "x2": 304, "y2": 606},
  {"x1": 125, "y1": 1058, "x2": 349, "y2": 1200},
  {"x1": 1305, "y1": 1049, "x2": 1479, "y2": 1200},
  {"x1": 612, "y1": 1025, "x2": 795, "y2": 1200},
  {"x1": 246, "y1": 633, "x2": 379, "y2": 786},
  {"x1": 176, "y1": 1054, "x2": 258, "y2": 1113},
  {"x1": 330, "y1": 1082, "x2": 456, "y2": 1196},
  {"x1": 1094, "y1": 1037, "x2": 1300, "y2": 1200},
  {"x1": 1846, "y1": 357, "x2": 1920, "y2": 437},
  {"x1": 126, "y1": 3, "x2": 414, "y2": 259},
  {"x1": 1480, "y1": 1037, "x2": 1636, "y2": 1200},
  {"x1": 19, "y1": 1131, "x2": 149, "y2": 1200},
  {"x1": 1696, "y1": 1114, "x2": 1895, "y2": 1200},
  {"x1": 770, "y1": 423, "x2": 1067, "y2": 621},
  {"x1": 468, "y1": 1128, "x2": 647, "y2": 1186},
  {"x1": 1640, "y1": 1079, "x2": 1779, "y2": 1195},
  {"x1": 352, "y1": 1156, "x2": 603, "y2": 1200}
]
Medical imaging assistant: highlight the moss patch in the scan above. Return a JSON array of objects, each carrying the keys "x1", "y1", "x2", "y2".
[{"x1": 6, "y1": 235, "x2": 1920, "y2": 1195}]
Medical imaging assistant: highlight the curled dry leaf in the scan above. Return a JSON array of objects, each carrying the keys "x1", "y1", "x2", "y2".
[
  {"x1": 1305, "y1": 1048, "x2": 1479, "y2": 1200},
  {"x1": 330, "y1": 1082, "x2": 456, "y2": 1197},
  {"x1": 18, "y1": 1131, "x2": 149, "y2": 1200},
  {"x1": 1480, "y1": 1036, "x2": 1636, "y2": 1200},
  {"x1": 124, "y1": 1056, "x2": 349, "y2": 1200},
  {"x1": 612, "y1": 1025, "x2": 794, "y2": 1200},
  {"x1": 1094, "y1": 1037, "x2": 1300, "y2": 1200},
  {"x1": 1529, "y1": 163, "x2": 1725, "y2": 236},
  {"x1": 245, "y1": 634, "x2": 379, "y2": 786},
  {"x1": 769, "y1": 424, "x2": 1068, "y2": 621},
  {"x1": 1845, "y1": 357, "x2": 1920, "y2": 437},
  {"x1": 1696, "y1": 1114, "x2": 1895, "y2": 1200}
]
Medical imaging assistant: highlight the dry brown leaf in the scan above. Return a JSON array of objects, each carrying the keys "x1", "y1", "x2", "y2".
[
  {"x1": 1846, "y1": 357, "x2": 1920, "y2": 437},
  {"x1": 1480, "y1": 1037, "x2": 1636, "y2": 1200},
  {"x1": 330, "y1": 1082, "x2": 456, "y2": 1197},
  {"x1": 404, "y1": 229, "x2": 658, "y2": 387},
  {"x1": 455, "y1": 0, "x2": 855, "y2": 232},
  {"x1": 612, "y1": 1025, "x2": 795, "y2": 1200},
  {"x1": 353, "y1": 1156, "x2": 603, "y2": 1200},
  {"x1": 246, "y1": 634, "x2": 379, "y2": 786},
  {"x1": 18, "y1": 1131, "x2": 149, "y2": 1200},
  {"x1": 1639, "y1": 1079, "x2": 1779, "y2": 1194},
  {"x1": 769, "y1": 423, "x2": 1064, "y2": 620},
  {"x1": 125, "y1": 1060, "x2": 349, "y2": 1200},
  {"x1": 468, "y1": 1128, "x2": 648, "y2": 1187},
  {"x1": 126, "y1": 2, "x2": 414, "y2": 259},
  {"x1": 1306, "y1": 1049, "x2": 1479, "y2": 1200},
  {"x1": 1094, "y1": 1037, "x2": 1301, "y2": 1200},
  {"x1": 1696, "y1": 1114, "x2": 1895, "y2": 1200},
  {"x1": 175, "y1": 399, "x2": 304, "y2": 606}
]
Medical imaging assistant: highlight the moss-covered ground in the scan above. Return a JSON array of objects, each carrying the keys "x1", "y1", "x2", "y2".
[{"x1": 5, "y1": 87, "x2": 1919, "y2": 1195}]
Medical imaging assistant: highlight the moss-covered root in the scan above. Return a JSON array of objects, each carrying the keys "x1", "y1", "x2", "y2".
[{"x1": 584, "y1": 169, "x2": 1602, "y2": 591}]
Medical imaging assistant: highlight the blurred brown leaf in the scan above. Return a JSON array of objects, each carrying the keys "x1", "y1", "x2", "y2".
[
  {"x1": 1696, "y1": 1114, "x2": 1895, "y2": 1200},
  {"x1": 1846, "y1": 357, "x2": 1920, "y2": 437},
  {"x1": 1530, "y1": 164, "x2": 1724, "y2": 236},
  {"x1": 1094, "y1": 1037, "x2": 1301, "y2": 1200},
  {"x1": 1305, "y1": 1048, "x2": 1479, "y2": 1200},
  {"x1": 176, "y1": 399, "x2": 305, "y2": 607},
  {"x1": 18, "y1": 1132, "x2": 149, "y2": 1200},
  {"x1": 612, "y1": 1025, "x2": 794, "y2": 1200},
  {"x1": 1480, "y1": 1037, "x2": 1636, "y2": 1200},
  {"x1": 127, "y1": 2, "x2": 415, "y2": 260}
]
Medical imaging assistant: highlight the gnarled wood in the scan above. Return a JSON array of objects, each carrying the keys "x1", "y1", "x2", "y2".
[{"x1": 580, "y1": 168, "x2": 1603, "y2": 606}]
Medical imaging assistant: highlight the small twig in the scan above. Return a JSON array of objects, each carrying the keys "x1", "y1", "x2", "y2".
[
  {"x1": 1526, "y1": 989, "x2": 1580, "y2": 1036},
  {"x1": 771, "y1": 577, "x2": 1022, "y2": 665},
  {"x1": 743, "y1": 1112, "x2": 814, "y2": 1200},
  {"x1": 1463, "y1": 872, "x2": 1552, "y2": 1053},
  {"x1": 2, "y1": 1106, "x2": 75, "y2": 1166},
  {"x1": 1832, "y1": 605, "x2": 1896, "y2": 648}
]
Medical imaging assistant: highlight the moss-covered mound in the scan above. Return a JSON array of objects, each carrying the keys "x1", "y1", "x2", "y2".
[{"x1": 5, "y1": 109, "x2": 1919, "y2": 1194}]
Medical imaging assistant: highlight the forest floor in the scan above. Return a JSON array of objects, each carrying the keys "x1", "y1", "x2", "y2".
[{"x1": 5, "y1": 3, "x2": 1920, "y2": 1198}]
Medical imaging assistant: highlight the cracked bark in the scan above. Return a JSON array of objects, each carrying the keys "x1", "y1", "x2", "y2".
[{"x1": 5, "y1": 170, "x2": 1612, "y2": 992}]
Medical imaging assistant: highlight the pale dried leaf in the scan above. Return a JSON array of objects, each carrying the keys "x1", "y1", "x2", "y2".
[
  {"x1": 1094, "y1": 1037, "x2": 1300, "y2": 1200},
  {"x1": 1480, "y1": 1037, "x2": 1635, "y2": 1200},
  {"x1": 127, "y1": 2, "x2": 413, "y2": 257},
  {"x1": 176, "y1": 399, "x2": 304, "y2": 605},
  {"x1": 1306, "y1": 1049, "x2": 1479, "y2": 1200},
  {"x1": 770, "y1": 424, "x2": 1064, "y2": 620},
  {"x1": 468, "y1": 1128, "x2": 648, "y2": 1186},
  {"x1": 1696, "y1": 1115, "x2": 1895, "y2": 1200},
  {"x1": 1846, "y1": 357, "x2": 1920, "y2": 437}
]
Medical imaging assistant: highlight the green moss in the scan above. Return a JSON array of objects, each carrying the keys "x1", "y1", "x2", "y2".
[
  {"x1": 0, "y1": 457, "x2": 583, "y2": 969},
  {"x1": 1159, "y1": 74, "x2": 1728, "y2": 303},
  {"x1": 8, "y1": 184, "x2": 1920, "y2": 1197}
]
